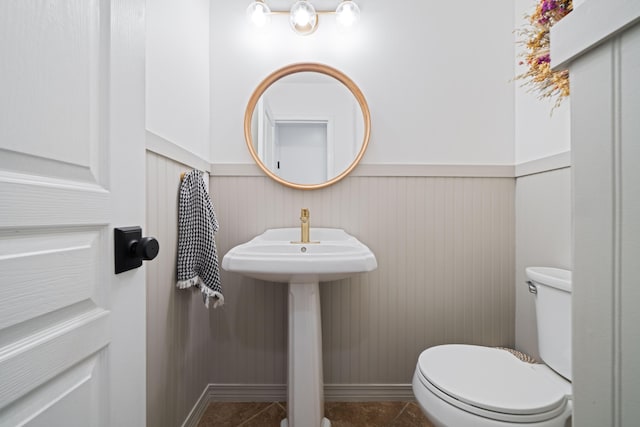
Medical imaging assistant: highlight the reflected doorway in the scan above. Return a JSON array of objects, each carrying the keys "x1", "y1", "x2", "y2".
[{"x1": 274, "y1": 121, "x2": 328, "y2": 184}]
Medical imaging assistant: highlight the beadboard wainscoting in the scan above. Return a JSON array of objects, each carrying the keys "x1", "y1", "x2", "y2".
[
  {"x1": 208, "y1": 174, "x2": 515, "y2": 389},
  {"x1": 146, "y1": 149, "x2": 214, "y2": 427},
  {"x1": 515, "y1": 156, "x2": 572, "y2": 360}
]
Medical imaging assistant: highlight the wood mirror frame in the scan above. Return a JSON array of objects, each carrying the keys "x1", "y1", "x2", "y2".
[{"x1": 243, "y1": 62, "x2": 371, "y2": 190}]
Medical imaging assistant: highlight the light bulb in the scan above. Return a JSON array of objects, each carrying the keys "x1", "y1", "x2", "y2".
[
  {"x1": 293, "y1": 9, "x2": 311, "y2": 26},
  {"x1": 246, "y1": 1, "x2": 271, "y2": 28},
  {"x1": 289, "y1": 0, "x2": 317, "y2": 35},
  {"x1": 336, "y1": 1, "x2": 360, "y2": 29}
]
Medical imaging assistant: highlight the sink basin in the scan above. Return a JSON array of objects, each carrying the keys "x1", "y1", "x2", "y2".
[{"x1": 222, "y1": 228, "x2": 377, "y2": 283}]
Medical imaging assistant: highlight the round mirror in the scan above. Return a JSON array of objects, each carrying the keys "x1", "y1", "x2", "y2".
[{"x1": 244, "y1": 63, "x2": 371, "y2": 190}]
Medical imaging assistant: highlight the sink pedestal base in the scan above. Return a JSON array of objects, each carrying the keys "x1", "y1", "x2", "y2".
[
  {"x1": 280, "y1": 418, "x2": 330, "y2": 427},
  {"x1": 281, "y1": 281, "x2": 331, "y2": 427},
  {"x1": 222, "y1": 228, "x2": 377, "y2": 426}
]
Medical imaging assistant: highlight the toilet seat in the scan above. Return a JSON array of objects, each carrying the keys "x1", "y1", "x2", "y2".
[{"x1": 416, "y1": 345, "x2": 571, "y2": 423}]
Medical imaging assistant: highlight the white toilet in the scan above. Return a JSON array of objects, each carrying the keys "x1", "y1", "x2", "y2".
[{"x1": 412, "y1": 267, "x2": 573, "y2": 427}]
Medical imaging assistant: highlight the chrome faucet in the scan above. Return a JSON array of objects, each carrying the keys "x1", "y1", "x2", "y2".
[{"x1": 300, "y1": 208, "x2": 310, "y2": 243}]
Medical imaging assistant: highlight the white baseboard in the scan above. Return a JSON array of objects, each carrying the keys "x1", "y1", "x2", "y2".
[
  {"x1": 324, "y1": 384, "x2": 415, "y2": 401},
  {"x1": 180, "y1": 385, "x2": 213, "y2": 427},
  {"x1": 181, "y1": 383, "x2": 414, "y2": 426},
  {"x1": 208, "y1": 384, "x2": 286, "y2": 402}
]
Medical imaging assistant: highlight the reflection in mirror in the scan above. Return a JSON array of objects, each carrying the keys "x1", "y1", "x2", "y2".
[
  {"x1": 244, "y1": 63, "x2": 370, "y2": 190},
  {"x1": 251, "y1": 72, "x2": 364, "y2": 185}
]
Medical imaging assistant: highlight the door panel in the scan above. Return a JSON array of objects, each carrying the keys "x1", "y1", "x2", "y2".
[
  {"x1": 2, "y1": 355, "x2": 104, "y2": 427},
  {"x1": 0, "y1": 0, "x2": 145, "y2": 425},
  {"x1": 0, "y1": 312, "x2": 109, "y2": 410},
  {"x1": 0, "y1": 0, "x2": 105, "y2": 182},
  {"x1": 0, "y1": 229, "x2": 101, "y2": 330}
]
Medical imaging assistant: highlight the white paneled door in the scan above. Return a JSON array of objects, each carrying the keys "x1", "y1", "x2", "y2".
[{"x1": 0, "y1": 1, "x2": 146, "y2": 426}]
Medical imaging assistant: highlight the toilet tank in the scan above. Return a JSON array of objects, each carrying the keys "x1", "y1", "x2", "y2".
[{"x1": 526, "y1": 267, "x2": 572, "y2": 381}]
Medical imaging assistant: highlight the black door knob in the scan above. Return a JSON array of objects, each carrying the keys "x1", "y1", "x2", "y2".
[
  {"x1": 115, "y1": 226, "x2": 160, "y2": 274},
  {"x1": 130, "y1": 236, "x2": 159, "y2": 260}
]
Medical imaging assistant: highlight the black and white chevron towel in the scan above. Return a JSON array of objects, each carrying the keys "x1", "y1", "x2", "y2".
[{"x1": 176, "y1": 170, "x2": 223, "y2": 308}]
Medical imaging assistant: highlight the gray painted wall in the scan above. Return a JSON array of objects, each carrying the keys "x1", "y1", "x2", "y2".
[{"x1": 515, "y1": 167, "x2": 572, "y2": 359}]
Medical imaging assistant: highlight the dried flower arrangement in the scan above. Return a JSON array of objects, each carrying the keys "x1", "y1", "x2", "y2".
[{"x1": 516, "y1": 0, "x2": 573, "y2": 109}]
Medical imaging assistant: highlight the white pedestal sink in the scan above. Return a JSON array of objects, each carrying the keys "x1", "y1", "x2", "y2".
[{"x1": 222, "y1": 228, "x2": 377, "y2": 427}]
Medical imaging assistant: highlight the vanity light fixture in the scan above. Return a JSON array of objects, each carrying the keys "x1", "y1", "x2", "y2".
[{"x1": 246, "y1": 0, "x2": 361, "y2": 35}]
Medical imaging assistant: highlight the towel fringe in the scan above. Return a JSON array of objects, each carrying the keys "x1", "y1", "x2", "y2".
[
  {"x1": 176, "y1": 276, "x2": 199, "y2": 289},
  {"x1": 177, "y1": 275, "x2": 224, "y2": 309}
]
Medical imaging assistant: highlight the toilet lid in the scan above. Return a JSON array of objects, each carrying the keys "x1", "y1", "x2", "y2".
[{"x1": 418, "y1": 345, "x2": 568, "y2": 416}]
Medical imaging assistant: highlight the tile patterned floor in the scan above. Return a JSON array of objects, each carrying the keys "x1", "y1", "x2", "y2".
[{"x1": 197, "y1": 401, "x2": 434, "y2": 427}]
